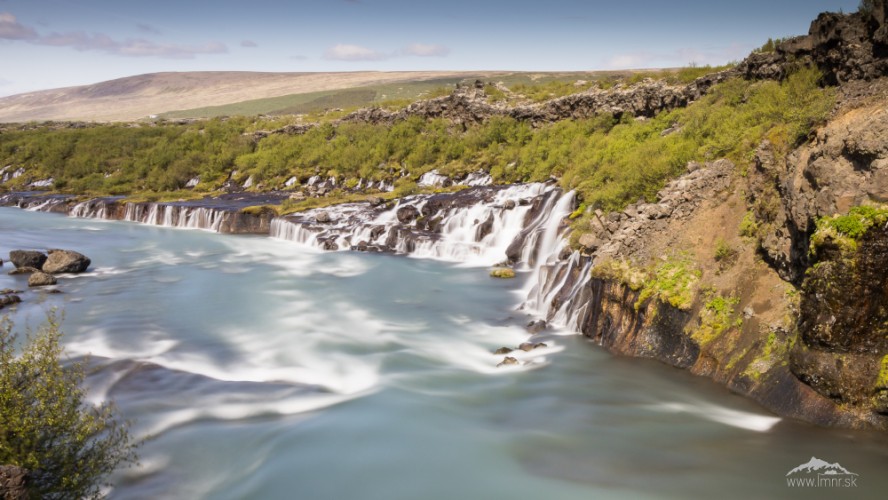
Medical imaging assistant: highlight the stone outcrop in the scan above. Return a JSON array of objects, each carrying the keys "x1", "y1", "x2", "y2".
[
  {"x1": 789, "y1": 223, "x2": 888, "y2": 417},
  {"x1": 42, "y1": 249, "x2": 90, "y2": 274},
  {"x1": 748, "y1": 106, "x2": 888, "y2": 282},
  {"x1": 8, "y1": 250, "x2": 46, "y2": 270},
  {"x1": 736, "y1": 0, "x2": 888, "y2": 84}
]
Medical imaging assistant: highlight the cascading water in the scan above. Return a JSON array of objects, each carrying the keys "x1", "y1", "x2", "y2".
[
  {"x1": 519, "y1": 191, "x2": 576, "y2": 314},
  {"x1": 270, "y1": 183, "x2": 567, "y2": 267}
]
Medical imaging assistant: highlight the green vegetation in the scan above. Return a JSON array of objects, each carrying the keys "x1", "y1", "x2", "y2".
[
  {"x1": 509, "y1": 79, "x2": 597, "y2": 102},
  {"x1": 591, "y1": 255, "x2": 701, "y2": 311},
  {"x1": 1, "y1": 67, "x2": 834, "y2": 237},
  {"x1": 489, "y1": 267, "x2": 516, "y2": 279},
  {"x1": 876, "y1": 354, "x2": 888, "y2": 389},
  {"x1": 714, "y1": 238, "x2": 738, "y2": 268},
  {"x1": 755, "y1": 38, "x2": 788, "y2": 54},
  {"x1": 590, "y1": 258, "x2": 647, "y2": 291},
  {"x1": 0, "y1": 314, "x2": 137, "y2": 499},
  {"x1": 635, "y1": 255, "x2": 701, "y2": 311},
  {"x1": 811, "y1": 205, "x2": 888, "y2": 254},
  {"x1": 692, "y1": 293, "x2": 741, "y2": 346},
  {"x1": 626, "y1": 64, "x2": 735, "y2": 85},
  {"x1": 739, "y1": 211, "x2": 760, "y2": 238}
]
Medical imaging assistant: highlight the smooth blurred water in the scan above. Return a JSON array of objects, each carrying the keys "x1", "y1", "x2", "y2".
[{"x1": 1, "y1": 208, "x2": 887, "y2": 500}]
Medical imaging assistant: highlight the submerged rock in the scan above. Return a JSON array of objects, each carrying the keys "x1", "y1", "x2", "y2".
[
  {"x1": 8, "y1": 267, "x2": 38, "y2": 275},
  {"x1": 497, "y1": 356, "x2": 519, "y2": 367},
  {"x1": 9, "y1": 250, "x2": 47, "y2": 270},
  {"x1": 0, "y1": 294, "x2": 22, "y2": 310},
  {"x1": 396, "y1": 205, "x2": 419, "y2": 223},
  {"x1": 519, "y1": 342, "x2": 547, "y2": 352},
  {"x1": 42, "y1": 249, "x2": 90, "y2": 274}
]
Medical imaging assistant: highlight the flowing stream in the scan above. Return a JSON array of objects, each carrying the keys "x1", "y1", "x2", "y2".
[{"x1": 1, "y1": 207, "x2": 887, "y2": 499}]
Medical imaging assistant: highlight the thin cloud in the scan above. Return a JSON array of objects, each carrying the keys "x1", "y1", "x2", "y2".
[
  {"x1": 1, "y1": 11, "x2": 227, "y2": 59},
  {"x1": 605, "y1": 44, "x2": 750, "y2": 69},
  {"x1": 403, "y1": 43, "x2": 449, "y2": 57},
  {"x1": 324, "y1": 43, "x2": 387, "y2": 61},
  {"x1": 241, "y1": 39, "x2": 257, "y2": 48},
  {"x1": 137, "y1": 23, "x2": 161, "y2": 35},
  {"x1": 0, "y1": 12, "x2": 37, "y2": 40},
  {"x1": 289, "y1": 54, "x2": 308, "y2": 60}
]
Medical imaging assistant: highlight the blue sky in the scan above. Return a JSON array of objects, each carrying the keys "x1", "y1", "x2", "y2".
[{"x1": 0, "y1": 0, "x2": 860, "y2": 96}]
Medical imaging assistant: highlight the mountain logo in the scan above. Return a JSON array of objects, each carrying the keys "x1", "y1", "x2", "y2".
[{"x1": 786, "y1": 457, "x2": 859, "y2": 488}]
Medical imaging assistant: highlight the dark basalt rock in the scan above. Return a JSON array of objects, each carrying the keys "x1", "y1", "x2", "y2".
[
  {"x1": 42, "y1": 249, "x2": 90, "y2": 274},
  {"x1": 396, "y1": 205, "x2": 419, "y2": 224},
  {"x1": 9, "y1": 250, "x2": 47, "y2": 270}
]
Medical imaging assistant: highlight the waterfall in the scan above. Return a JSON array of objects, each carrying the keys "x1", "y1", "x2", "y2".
[
  {"x1": 519, "y1": 191, "x2": 576, "y2": 314},
  {"x1": 270, "y1": 183, "x2": 563, "y2": 267}
]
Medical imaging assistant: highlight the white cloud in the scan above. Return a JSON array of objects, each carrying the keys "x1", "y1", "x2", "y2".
[
  {"x1": 0, "y1": 12, "x2": 37, "y2": 40},
  {"x1": 241, "y1": 39, "x2": 257, "y2": 48},
  {"x1": 403, "y1": 43, "x2": 449, "y2": 57},
  {"x1": 0, "y1": 11, "x2": 227, "y2": 59},
  {"x1": 323, "y1": 43, "x2": 387, "y2": 61}
]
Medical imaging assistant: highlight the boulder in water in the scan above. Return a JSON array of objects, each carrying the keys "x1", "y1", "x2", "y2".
[
  {"x1": 497, "y1": 356, "x2": 520, "y2": 367},
  {"x1": 315, "y1": 211, "x2": 332, "y2": 223},
  {"x1": 526, "y1": 320, "x2": 548, "y2": 334},
  {"x1": 28, "y1": 271, "x2": 57, "y2": 287},
  {"x1": 490, "y1": 268, "x2": 516, "y2": 279},
  {"x1": 519, "y1": 342, "x2": 547, "y2": 352},
  {"x1": 0, "y1": 294, "x2": 22, "y2": 310},
  {"x1": 494, "y1": 347, "x2": 513, "y2": 355},
  {"x1": 42, "y1": 249, "x2": 90, "y2": 274},
  {"x1": 9, "y1": 250, "x2": 47, "y2": 270}
]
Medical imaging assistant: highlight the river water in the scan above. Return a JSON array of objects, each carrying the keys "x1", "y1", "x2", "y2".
[{"x1": 1, "y1": 207, "x2": 886, "y2": 499}]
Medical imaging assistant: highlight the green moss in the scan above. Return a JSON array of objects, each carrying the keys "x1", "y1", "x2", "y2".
[
  {"x1": 240, "y1": 205, "x2": 278, "y2": 216},
  {"x1": 590, "y1": 258, "x2": 646, "y2": 291},
  {"x1": 490, "y1": 268, "x2": 516, "y2": 279},
  {"x1": 692, "y1": 294, "x2": 741, "y2": 346},
  {"x1": 876, "y1": 355, "x2": 888, "y2": 390},
  {"x1": 636, "y1": 255, "x2": 701, "y2": 311}
]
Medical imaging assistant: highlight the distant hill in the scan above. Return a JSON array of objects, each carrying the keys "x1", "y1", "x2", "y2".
[{"x1": 0, "y1": 71, "x2": 503, "y2": 123}]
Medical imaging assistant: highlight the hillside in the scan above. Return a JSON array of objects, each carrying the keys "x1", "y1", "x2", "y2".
[{"x1": 0, "y1": 71, "x2": 500, "y2": 122}]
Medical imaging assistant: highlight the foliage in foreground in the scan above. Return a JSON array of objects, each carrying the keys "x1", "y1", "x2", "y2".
[{"x1": 0, "y1": 314, "x2": 137, "y2": 499}]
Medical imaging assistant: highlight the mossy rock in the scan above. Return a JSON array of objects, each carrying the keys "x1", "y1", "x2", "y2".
[{"x1": 490, "y1": 268, "x2": 516, "y2": 279}]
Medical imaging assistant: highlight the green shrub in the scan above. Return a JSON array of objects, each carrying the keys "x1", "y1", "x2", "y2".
[
  {"x1": 811, "y1": 204, "x2": 888, "y2": 254},
  {"x1": 739, "y1": 211, "x2": 760, "y2": 238},
  {"x1": 0, "y1": 314, "x2": 138, "y2": 499}
]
